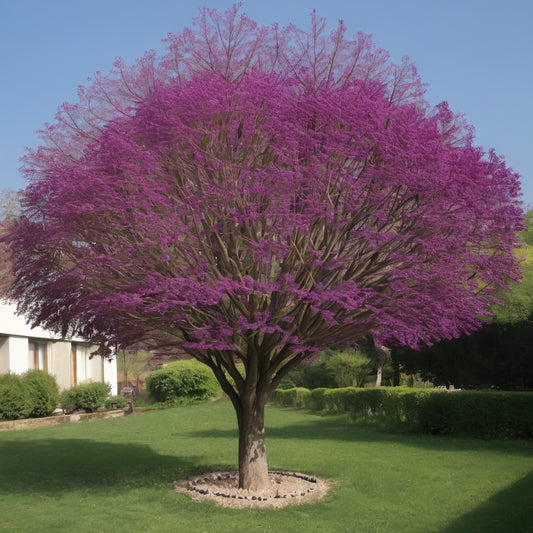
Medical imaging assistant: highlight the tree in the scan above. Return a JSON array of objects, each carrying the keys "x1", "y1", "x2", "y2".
[
  {"x1": 392, "y1": 317, "x2": 533, "y2": 390},
  {"x1": 327, "y1": 350, "x2": 372, "y2": 388},
  {"x1": 372, "y1": 345, "x2": 392, "y2": 387},
  {"x1": 2, "y1": 6, "x2": 523, "y2": 490},
  {"x1": 118, "y1": 349, "x2": 153, "y2": 391},
  {"x1": 0, "y1": 189, "x2": 20, "y2": 296},
  {"x1": 492, "y1": 209, "x2": 533, "y2": 323},
  {"x1": 0, "y1": 189, "x2": 21, "y2": 222},
  {"x1": 394, "y1": 210, "x2": 533, "y2": 390}
]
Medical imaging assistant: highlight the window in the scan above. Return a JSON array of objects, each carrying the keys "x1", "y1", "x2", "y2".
[
  {"x1": 28, "y1": 341, "x2": 47, "y2": 372},
  {"x1": 71, "y1": 343, "x2": 77, "y2": 386}
]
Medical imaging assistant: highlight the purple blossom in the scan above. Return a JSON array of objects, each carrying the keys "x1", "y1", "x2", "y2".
[{"x1": 1, "y1": 5, "x2": 523, "y2": 491}]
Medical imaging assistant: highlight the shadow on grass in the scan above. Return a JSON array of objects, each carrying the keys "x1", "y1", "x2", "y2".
[
  {"x1": 438, "y1": 471, "x2": 533, "y2": 533},
  {"x1": 190, "y1": 409, "x2": 533, "y2": 456},
  {"x1": 0, "y1": 438, "x2": 211, "y2": 496}
]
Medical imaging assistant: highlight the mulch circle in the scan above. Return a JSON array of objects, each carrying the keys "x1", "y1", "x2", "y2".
[{"x1": 173, "y1": 470, "x2": 331, "y2": 508}]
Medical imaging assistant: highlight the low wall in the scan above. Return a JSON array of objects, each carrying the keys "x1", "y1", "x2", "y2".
[{"x1": 0, "y1": 409, "x2": 127, "y2": 432}]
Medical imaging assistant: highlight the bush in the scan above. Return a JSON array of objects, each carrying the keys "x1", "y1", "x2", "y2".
[
  {"x1": 145, "y1": 359, "x2": 219, "y2": 404},
  {"x1": 286, "y1": 361, "x2": 337, "y2": 389},
  {"x1": 59, "y1": 382, "x2": 111, "y2": 413},
  {"x1": 271, "y1": 386, "x2": 533, "y2": 440},
  {"x1": 22, "y1": 370, "x2": 59, "y2": 418},
  {"x1": 59, "y1": 388, "x2": 77, "y2": 414},
  {"x1": 104, "y1": 395, "x2": 127, "y2": 409},
  {"x1": 0, "y1": 373, "x2": 33, "y2": 420}
]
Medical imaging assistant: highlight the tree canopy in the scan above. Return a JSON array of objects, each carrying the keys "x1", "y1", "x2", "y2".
[{"x1": 2, "y1": 6, "x2": 523, "y2": 490}]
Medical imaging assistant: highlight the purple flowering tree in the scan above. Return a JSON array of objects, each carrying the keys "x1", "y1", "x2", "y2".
[{"x1": 4, "y1": 7, "x2": 522, "y2": 490}]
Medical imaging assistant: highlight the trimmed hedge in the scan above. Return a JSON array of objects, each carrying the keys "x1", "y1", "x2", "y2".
[
  {"x1": 270, "y1": 387, "x2": 533, "y2": 439},
  {"x1": 59, "y1": 382, "x2": 111, "y2": 413},
  {"x1": 145, "y1": 359, "x2": 220, "y2": 404}
]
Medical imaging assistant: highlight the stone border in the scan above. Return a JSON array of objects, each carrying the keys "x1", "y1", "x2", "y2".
[
  {"x1": 174, "y1": 470, "x2": 331, "y2": 508},
  {"x1": 0, "y1": 409, "x2": 127, "y2": 432}
]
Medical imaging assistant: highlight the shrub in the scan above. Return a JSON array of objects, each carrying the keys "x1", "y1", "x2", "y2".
[
  {"x1": 145, "y1": 359, "x2": 219, "y2": 404},
  {"x1": 0, "y1": 373, "x2": 33, "y2": 420},
  {"x1": 59, "y1": 382, "x2": 111, "y2": 413},
  {"x1": 59, "y1": 389, "x2": 76, "y2": 414},
  {"x1": 272, "y1": 386, "x2": 533, "y2": 440},
  {"x1": 286, "y1": 361, "x2": 337, "y2": 389},
  {"x1": 104, "y1": 395, "x2": 127, "y2": 409},
  {"x1": 22, "y1": 370, "x2": 59, "y2": 418}
]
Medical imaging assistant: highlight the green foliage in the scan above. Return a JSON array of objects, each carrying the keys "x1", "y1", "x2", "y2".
[
  {"x1": 117, "y1": 349, "x2": 153, "y2": 388},
  {"x1": 394, "y1": 319, "x2": 533, "y2": 390},
  {"x1": 145, "y1": 359, "x2": 219, "y2": 404},
  {"x1": 0, "y1": 371, "x2": 60, "y2": 420},
  {"x1": 22, "y1": 370, "x2": 59, "y2": 418},
  {"x1": 270, "y1": 387, "x2": 311, "y2": 408},
  {"x1": 326, "y1": 350, "x2": 373, "y2": 387},
  {"x1": 0, "y1": 373, "x2": 33, "y2": 420},
  {"x1": 58, "y1": 389, "x2": 77, "y2": 414},
  {"x1": 285, "y1": 349, "x2": 374, "y2": 389},
  {"x1": 271, "y1": 386, "x2": 533, "y2": 439},
  {"x1": 284, "y1": 355, "x2": 336, "y2": 389},
  {"x1": 59, "y1": 382, "x2": 111, "y2": 413},
  {"x1": 415, "y1": 390, "x2": 533, "y2": 439},
  {"x1": 104, "y1": 395, "x2": 127, "y2": 409},
  {"x1": 492, "y1": 209, "x2": 533, "y2": 321}
]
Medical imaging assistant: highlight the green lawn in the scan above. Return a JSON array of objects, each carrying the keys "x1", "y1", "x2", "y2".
[{"x1": 0, "y1": 402, "x2": 532, "y2": 533}]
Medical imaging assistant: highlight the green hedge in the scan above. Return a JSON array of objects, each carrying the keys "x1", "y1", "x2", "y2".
[
  {"x1": 270, "y1": 387, "x2": 533, "y2": 439},
  {"x1": 145, "y1": 359, "x2": 220, "y2": 404}
]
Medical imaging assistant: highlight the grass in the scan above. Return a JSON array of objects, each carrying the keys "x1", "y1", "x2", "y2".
[{"x1": 0, "y1": 402, "x2": 532, "y2": 533}]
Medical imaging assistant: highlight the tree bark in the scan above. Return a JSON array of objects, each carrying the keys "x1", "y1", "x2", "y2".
[
  {"x1": 375, "y1": 364, "x2": 383, "y2": 387},
  {"x1": 237, "y1": 394, "x2": 269, "y2": 491}
]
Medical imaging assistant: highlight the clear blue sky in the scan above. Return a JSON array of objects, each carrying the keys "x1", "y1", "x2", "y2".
[{"x1": 1, "y1": 0, "x2": 532, "y2": 206}]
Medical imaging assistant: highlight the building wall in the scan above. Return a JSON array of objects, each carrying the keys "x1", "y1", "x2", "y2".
[
  {"x1": 49, "y1": 340, "x2": 72, "y2": 391},
  {"x1": 0, "y1": 336, "x2": 9, "y2": 373},
  {"x1": 0, "y1": 302, "x2": 117, "y2": 394},
  {"x1": 0, "y1": 335, "x2": 30, "y2": 374},
  {"x1": 0, "y1": 303, "x2": 58, "y2": 339},
  {"x1": 8, "y1": 337, "x2": 29, "y2": 374}
]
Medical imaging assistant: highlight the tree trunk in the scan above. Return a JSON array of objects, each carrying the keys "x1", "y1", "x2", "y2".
[
  {"x1": 237, "y1": 395, "x2": 269, "y2": 491},
  {"x1": 376, "y1": 364, "x2": 383, "y2": 387}
]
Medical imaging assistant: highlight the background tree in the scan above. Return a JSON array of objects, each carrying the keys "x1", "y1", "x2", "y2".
[
  {"x1": 117, "y1": 349, "x2": 154, "y2": 391},
  {"x1": 327, "y1": 350, "x2": 373, "y2": 388},
  {"x1": 394, "y1": 210, "x2": 533, "y2": 390},
  {"x1": 0, "y1": 189, "x2": 21, "y2": 222},
  {"x1": 0, "y1": 189, "x2": 20, "y2": 296},
  {"x1": 3, "y1": 7, "x2": 522, "y2": 490}
]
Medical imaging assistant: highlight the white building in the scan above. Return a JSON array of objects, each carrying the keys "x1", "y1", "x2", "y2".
[{"x1": 0, "y1": 302, "x2": 117, "y2": 394}]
